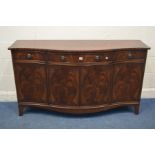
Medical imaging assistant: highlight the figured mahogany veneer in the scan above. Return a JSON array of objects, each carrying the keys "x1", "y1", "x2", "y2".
[{"x1": 9, "y1": 40, "x2": 150, "y2": 116}]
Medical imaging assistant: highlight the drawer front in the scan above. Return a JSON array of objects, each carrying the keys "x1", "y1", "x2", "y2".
[
  {"x1": 12, "y1": 51, "x2": 45, "y2": 61},
  {"x1": 48, "y1": 52, "x2": 113, "y2": 64},
  {"x1": 115, "y1": 51, "x2": 146, "y2": 61},
  {"x1": 48, "y1": 53, "x2": 76, "y2": 63},
  {"x1": 80, "y1": 53, "x2": 113, "y2": 63}
]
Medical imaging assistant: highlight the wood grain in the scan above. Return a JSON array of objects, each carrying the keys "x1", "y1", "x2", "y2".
[
  {"x1": 113, "y1": 63, "x2": 144, "y2": 102},
  {"x1": 80, "y1": 65, "x2": 112, "y2": 105},
  {"x1": 9, "y1": 40, "x2": 150, "y2": 51},
  {"x1": 48, "y1": 65, "x2": 79, "y2": 106},
  {"x1": 14, "y1": 63, "x2": 47, "y2": 103}
]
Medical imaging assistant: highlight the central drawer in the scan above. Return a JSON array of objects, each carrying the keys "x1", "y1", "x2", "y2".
[{"x1": 48, "y1": 52, "x2": 113, "y2": 64}]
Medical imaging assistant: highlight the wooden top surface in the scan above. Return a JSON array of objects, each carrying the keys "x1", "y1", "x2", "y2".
[{"x1": 8, "y1": 40, "x2": 150, "y2": 52}]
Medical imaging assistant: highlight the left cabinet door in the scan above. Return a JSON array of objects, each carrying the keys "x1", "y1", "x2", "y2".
[
  {"x1": 48, "y1": 65, "x2": 79, "y2": 106},
  {"x1": 13, "y1": 63, "x2": 48, "y2": 104}
]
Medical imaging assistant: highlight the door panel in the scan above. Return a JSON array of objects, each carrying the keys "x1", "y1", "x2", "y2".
[
  {"x1": 80, "y1": 65, "x2": 113, "y2": 106},
  {"x1": 48, "y1": 66, "x2": 79, "y2": 106},
  {"x1": 113, "y1": 63, "x2": 144, "y2": 102},
  {"x1": 14, "y1": 63, "x2": 47, "y2": 103}
]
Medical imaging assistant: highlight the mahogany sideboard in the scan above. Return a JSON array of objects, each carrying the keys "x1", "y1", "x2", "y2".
[{"x1": 9, "y1": 40, "x2": 150, "y2": 116}]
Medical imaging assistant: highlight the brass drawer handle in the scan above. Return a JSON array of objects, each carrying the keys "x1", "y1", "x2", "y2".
[
  {"x1": 79, "y1": 56, "x2": 84, "y2": 61},
  {"x1": 105, "y1": 56, "x2": 109, "y2": 60},
  {"x1": 128, "y1": 52, "x2": 133, "y2": 59},
  {"x1": 95, "y1": 55, "x2": 100, "y2": 61},
  {"x1": 27, "y1": 53, "x2": 32, "y2": 59},
  {"x1": 60, "y1": 55, "x2": 66, "y2": 61}
]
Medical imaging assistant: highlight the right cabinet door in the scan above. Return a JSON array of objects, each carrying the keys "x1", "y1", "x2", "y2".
[
  {"x1": 80, "y1": 65, "x2": 113, "y2": 106},
  {"x1": 113, "y1": 63, "x2": 145, "y2": 102}
]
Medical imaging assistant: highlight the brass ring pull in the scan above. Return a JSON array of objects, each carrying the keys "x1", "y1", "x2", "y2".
[
  {"x1": 105, "y1": 56, "x2": 109, "y2": 60},
  {"x1": 128, "y1": 52, "x2": 132, "y2": 59},
  {"x1": 79, "y1": 56, "x2": 84, "y2": 61},
  {"x1": 27, "y1": 53, "x2": 32, "y2": 59},
  {"x1": 61, "y1": 55, "x2": 66, "y2": 61},
  {"x1": 95, "y1": 55, "x2": 100, "y2": 61}
]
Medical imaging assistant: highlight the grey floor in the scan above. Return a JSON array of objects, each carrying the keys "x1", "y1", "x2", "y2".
[{"x1": 0, "y1": 99, "x2": 155, "y2": 129}]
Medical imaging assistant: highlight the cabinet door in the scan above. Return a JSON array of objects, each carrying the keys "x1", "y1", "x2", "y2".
[
  {"x1": 48, "y1": 66, "x2": 79, "y2": 106},
  {"x1": 80, "y1": 65, "x2": 113, "y2": 106},
  {"x1": 113, "y1": 63, "x2": 144, "y2": 102},
  {"x1": 14, "y1": 63, "x2": 47, "y2": 103}
]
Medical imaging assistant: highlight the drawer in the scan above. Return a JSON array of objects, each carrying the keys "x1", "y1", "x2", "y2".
[
  {"x1": 12, "y1": 51, "x2": 45, "y2": 61},
  {"x1": 48, "y1": 53, "x2": 76, "y2": 63},
  {"x1": 80, "y1": 53, "x2": 113, "y2": 63},
  {"x1": 115, "y1": 51, "x2": 146, "y2": 61},
  {"x1": 48, "y1": 53, "x2": 113, "y2": 63}
]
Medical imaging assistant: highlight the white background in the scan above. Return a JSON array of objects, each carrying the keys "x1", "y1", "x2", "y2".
[{"x1": 0, "y1": 0, "x2": 155, "y2": 155}]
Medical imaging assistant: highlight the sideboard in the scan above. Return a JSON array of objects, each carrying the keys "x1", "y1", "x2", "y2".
[{"x1": 8, "y1": 40, "x2": 150, "y2": 116}]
